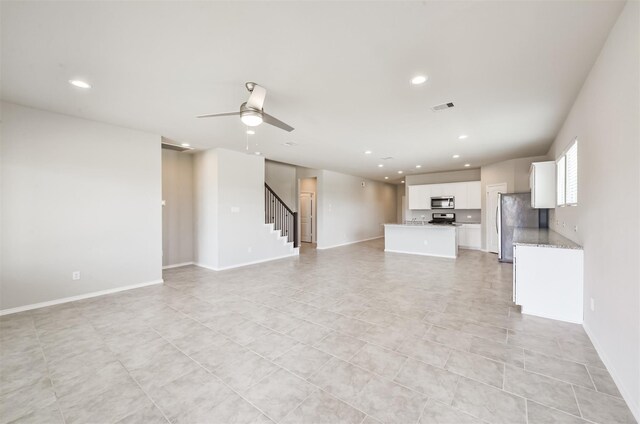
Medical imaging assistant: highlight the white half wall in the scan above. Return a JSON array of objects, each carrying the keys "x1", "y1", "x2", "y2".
[
  {"x1": 1, "y1": 102, "x2": 162, "y2": 312},
  {"x1": 194, "y1": 148, "x2": 297, "y2": 270},
  {"x1": 162, "y1": 148, "x2": 194, "y2": 267},
  {"x1": 545, "y1": 2, "x2": 639, "y2": 419}
]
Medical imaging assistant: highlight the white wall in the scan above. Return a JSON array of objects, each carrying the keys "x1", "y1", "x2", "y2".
[
  {"x1": 193, "y1": 149, "x2": 219, "y2": 269},
  {"x1": 162, "y1": 148, "x2": 194, "y2": 267},
  {"x1": 194, "y1": 148, "x2": 296, "y2": 270},
  {"x1": 546, "y1": 2, "x2": 639, "y2": 418},
  {"x1": 319, "y1": 170, "x2": 397, "y2": 249},
  {"x1": 265, "y1": 160, "x2": 297, "y2": 211},
  {"x1": 1, "y1": 102, "x2": 162, "y2": 312}
]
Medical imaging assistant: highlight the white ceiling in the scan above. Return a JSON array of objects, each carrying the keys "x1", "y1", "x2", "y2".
[{"x1": 1, "y1": 1, "x2": 624, "y2": 182}]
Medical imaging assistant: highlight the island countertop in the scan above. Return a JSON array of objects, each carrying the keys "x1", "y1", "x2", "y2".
[
  {"x1": 513, "y1": 228, "x2": 582, "y2": 250},
  {"x1": 384, "y1": 223, "x2": 460, "y2": 228}
]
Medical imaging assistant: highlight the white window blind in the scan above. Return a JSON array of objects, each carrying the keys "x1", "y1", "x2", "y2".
[
  {"x1": 566, "y1": 141, "x2": 578, "y2": 204},
  {"x1": 557, "y1": 156, "x2": 566, "y2": 206}
]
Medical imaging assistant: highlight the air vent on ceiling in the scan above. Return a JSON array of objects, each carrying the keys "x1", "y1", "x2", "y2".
[
  {"x1": 161, "y1": 142, "x2": 192, "y2": 152},
  {"x1": 380, "y1": 157, "x2": 394, "y2": 161},
  {"x1": 432, "y1": 102, "x2": 455, "y2": 111}
]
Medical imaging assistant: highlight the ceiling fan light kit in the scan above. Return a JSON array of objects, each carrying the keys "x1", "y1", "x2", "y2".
[{"x1": 197, "y1": 82, "x2": 294, "y2": 132}]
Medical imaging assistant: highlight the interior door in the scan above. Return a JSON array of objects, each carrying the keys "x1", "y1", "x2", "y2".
[
  {"x1": 300, "y1": 192, "x2": 313, "y2": 243},
  {"x1": 486, "y1": 183, "x2": 507, "y2": 253}
]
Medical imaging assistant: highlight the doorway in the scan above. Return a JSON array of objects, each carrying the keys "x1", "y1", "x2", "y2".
[
  {"x1": 299, "y1": 177, "x2": 317, "y2": 246},
  {"x1": 486, "y1": 183, "x2": 507, "y2": 253},
  {"x1": 300, "y1": 192, "x2": 314, "y2": 243}
]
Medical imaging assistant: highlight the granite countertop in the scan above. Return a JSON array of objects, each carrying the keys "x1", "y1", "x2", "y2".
[{"x1": 513, "y1": 228, "x2": 582, "y2": 250}]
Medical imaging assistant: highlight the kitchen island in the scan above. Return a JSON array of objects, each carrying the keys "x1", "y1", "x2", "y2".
[{"x1": 384, "y1": 223, "x2": 458, "y2": 258}]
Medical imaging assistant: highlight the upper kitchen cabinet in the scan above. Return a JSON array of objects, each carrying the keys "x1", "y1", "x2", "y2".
[
  {"x1": 408, "y1": 184, "x2": 430, "y2": 209},
  {"x1": 408, "y1": 181, "x2": 481, "y2": 210},
  {"x1": 530, "y1": 161, "x2": 556, "y2": 208}
]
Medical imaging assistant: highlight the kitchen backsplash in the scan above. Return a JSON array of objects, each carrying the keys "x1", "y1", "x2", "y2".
[{"x1": 404, "y1": 209, "x2": 481, "y2": 224}]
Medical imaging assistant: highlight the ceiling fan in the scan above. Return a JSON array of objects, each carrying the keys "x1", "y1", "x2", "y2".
[{"x1": 197, "y1": 82, "x2": 294, "y2": 132}]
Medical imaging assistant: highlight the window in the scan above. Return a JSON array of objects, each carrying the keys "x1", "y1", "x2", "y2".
[{"x1": 557, "y1": 139, "x2": 578, "y2": 206}]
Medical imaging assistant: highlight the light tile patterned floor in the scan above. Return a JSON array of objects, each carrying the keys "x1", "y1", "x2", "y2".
[{"x1": 0, "y1": 239, "x2": 636, "y2": 424}]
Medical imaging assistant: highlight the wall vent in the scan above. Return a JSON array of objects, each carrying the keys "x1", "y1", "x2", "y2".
[{"x1": 431, "y1": 102, "x2": 455, "y2": 111}]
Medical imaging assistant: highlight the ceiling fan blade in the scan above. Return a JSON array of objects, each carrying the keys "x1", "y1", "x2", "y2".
[
  {"x1": 263, "y1": 113, "x2": 294, "y2": 132},
  {"x1": 196, "y1": 111, "x2": 239, "y2": 118},
  {"x1": 246, "y1": 84, "x2": 267, "y2": 110}
]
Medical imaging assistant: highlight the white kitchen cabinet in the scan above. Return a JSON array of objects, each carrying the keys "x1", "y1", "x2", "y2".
[
  {"x1": 458, "y1": 224, "x2": 481, "y2": 249},
  {"x1": 467, "y1": 181, "x2": 481, "y2": 209},
  {"x1": 408, "y1": 185, "x2": 430, "y2": 210},
  {"x1": 530, "y1": 161, "x2": 556, "y2": 208},
  {"x1": 453, "y1": 183, "x2": 468, "y2": 209},
  {"x1": 408, "y1": 181, "x2": 482, "y2": 210},
  {"x1": 513, "y1": 242, "x2": 583, "y2": 323}
]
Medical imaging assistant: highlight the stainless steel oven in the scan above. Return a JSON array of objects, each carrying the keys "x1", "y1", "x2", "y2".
[{"x1": 431, "y1": 196, "x2": 455, "y2": 209}]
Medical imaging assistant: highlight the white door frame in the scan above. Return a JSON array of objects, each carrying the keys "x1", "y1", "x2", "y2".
[
  {"x1": 486, "y1": 183, "x2": 507, "y2": 253},
  {"x1": 300, "y1": 191, "x2": 314, "y2": 243}
]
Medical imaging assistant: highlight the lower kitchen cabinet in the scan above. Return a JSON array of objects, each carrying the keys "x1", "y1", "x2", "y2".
[
  {"x1": 458, "y1": 224, "x2": 481, "y2": 250},
  {"x1": 513, "y1": 243, "x2": 584, "y2": 323}
]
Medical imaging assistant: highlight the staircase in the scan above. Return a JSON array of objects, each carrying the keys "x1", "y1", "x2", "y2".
[{"x1": 265, "y1": 183, "x2": 299, "y2": 250}]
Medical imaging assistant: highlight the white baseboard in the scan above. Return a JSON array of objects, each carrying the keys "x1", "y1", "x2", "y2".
[
  {"x1": 383, "y1": 248, "x2": 456, "y2": 259},
  {"x1": 583, "y1": 322, "x2": 640, "y2": 422},
  {"x1": 162, "y1": 262, "x2": 194, "y2": 269},
  {"x1": 316, "y1": 236, "x2": 383, "y2": 250},
  {"x1": 195, "y1": 251, "x2": 299, "y2": 272},
  {"x1": 0, "y1": 279, "x2": 164, "y2": 316}
]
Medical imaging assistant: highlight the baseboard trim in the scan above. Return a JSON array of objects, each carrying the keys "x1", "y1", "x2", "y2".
[
  {"x1": 384, "y1": 249, "x2": 456, "y2": 259},
  {"x1": 0, "y1": 279, "x2": 164, "y2": 316},
  {"x1": 194, "y1": 251, "x2": 299, "y2": 272},
  {"x1": 162, "y1": 262, "x2": 194, "y2": 269},
  {"x1": 317, "y1": 236, "x2": 383, "y2": 250},
  {"x1": 583, "y1": 322, "x2": 639, "y2": 422}
]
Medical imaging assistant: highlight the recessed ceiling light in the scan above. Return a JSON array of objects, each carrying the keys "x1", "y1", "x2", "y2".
[
  {"x1": 411, "y1": 75, "x2": 428, "y2": 85},
  {"x1": 181, "y1": 143, "x2": 190, "y2": 147},
  {"x1": 398, "y1": 171, "x2": 403, "y2": 174},
  {"x1": 364, "y1": 150, "x2": 372, "y2": 155},
  {"x1": 255, "y1": 152, "x2": 261, "y2": 155},
  {"x1": 384, "y1": 177, "x2": 389, "y2": 180},
  {"x1": 458, "y1": 134, "x2": 468, "y2": 140},
  {"x1": 69, "y1": 80, "x2": 91, "y2": 89},
  {"x1": 378, "y1": 164, "x2": 384, "y2": 168},
  {"x1": 401, "y1": 180, "x2": 405, "y2": 183},
  {"x1": 246, "y1": 129, "x2": 255, "y2": 135},
  {"x1": 464, "y1": 163, "x2": 471, "y2": 167},
  {"x1": 453, "y1": 154, "x2": 460, "y2": 159},
  {"x1": 415, "y1": 165, "x2": 422, "y2": 168}
]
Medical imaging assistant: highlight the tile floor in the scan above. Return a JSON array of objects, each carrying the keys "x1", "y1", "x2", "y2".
[{"x1": 1, "y1": 239, "x2": 636, "y2": 424}]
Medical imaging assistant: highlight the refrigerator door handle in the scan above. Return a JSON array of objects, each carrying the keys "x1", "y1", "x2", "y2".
[{"x1": 495, "y1": 205, "x2": 499, "y2": 233}]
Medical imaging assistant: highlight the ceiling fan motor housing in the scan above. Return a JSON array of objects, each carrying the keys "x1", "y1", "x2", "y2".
[{"x1": 240, "y1": 102, "x2": 263, "y2": 126}]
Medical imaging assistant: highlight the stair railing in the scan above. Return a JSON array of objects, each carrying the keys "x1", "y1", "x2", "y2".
[{"x1": 264, "y1": 183, "x2": 298, "y2": 247}]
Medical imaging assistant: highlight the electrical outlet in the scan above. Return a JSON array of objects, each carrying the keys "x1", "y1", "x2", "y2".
[
  {"x1": 247, "y1": 247, "x2": 252, "y2": 253},
  {"x1": 72, "y1": 271, "x2": 81, "y2": 281},
  {"x1": 574, "y1": 225, "x2": 578, "y2": 232},
  {"x1": 590, "y1": 298, "x2": 595, "y2": 312}
]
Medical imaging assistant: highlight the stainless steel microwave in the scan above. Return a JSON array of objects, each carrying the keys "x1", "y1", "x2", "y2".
[{"x1": 431, "y1": 196, "x2": 455, "y2": 209}]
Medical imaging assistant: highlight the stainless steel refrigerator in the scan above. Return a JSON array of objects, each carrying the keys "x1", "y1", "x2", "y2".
[{"x1": 498, "y1": 192, "x2": 548, "y2": 263}]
